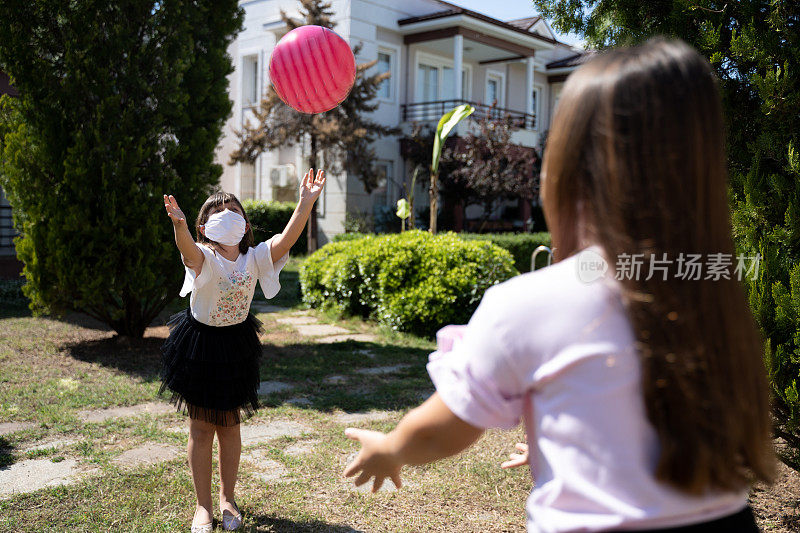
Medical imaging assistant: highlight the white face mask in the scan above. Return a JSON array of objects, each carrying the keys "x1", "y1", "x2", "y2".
[{"x1": 202, "y1": 208, "x2": 247, "y2": 246}]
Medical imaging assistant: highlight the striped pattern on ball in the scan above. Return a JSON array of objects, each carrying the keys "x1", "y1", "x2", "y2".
[{"x1": 269, "y1": 25, "x2": 357, "y2": 115}]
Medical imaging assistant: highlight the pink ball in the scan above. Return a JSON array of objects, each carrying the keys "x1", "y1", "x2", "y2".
[{"x1": 269, "y1": 25, "x2": 357, "y2": 114}]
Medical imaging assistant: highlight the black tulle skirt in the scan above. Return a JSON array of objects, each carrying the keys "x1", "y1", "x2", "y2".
[{"x1": 159, "y1": 308, "x2": 263, "y2": 426}]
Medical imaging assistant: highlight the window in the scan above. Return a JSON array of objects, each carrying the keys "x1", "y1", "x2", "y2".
[
  {"x1": 487, "y1": 79, "x2": 498, "y2": 105},
  {"x1": 242, "y1": 55, "x2": 259, "y2": 107},
  {"x1": 531, "y1": 85, "x2": 542, "y2": 129},
  {"x1": 416, "y1": 53, "x2": 470, "y2": 103},
  {"x1": 442, "y1": 66, "x2": 468, "y2": 100},
  {"x1": 376, "y1": 50, "x2": 394, "y2": 100},
  {"x1": 416, "y1": 64, "x2": 439, "y2": 102},
  {"x1": 240, "y1": 162, "x2": 256, "y2": 201},
  {"x1": 486, "y1": 72, "x2": 504, "y2": 113},
  {"x1": 373, "y1": 160, "x2": 394, "y2": 204}
]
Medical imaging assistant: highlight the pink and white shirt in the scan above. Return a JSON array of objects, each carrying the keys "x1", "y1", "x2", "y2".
[
  {"x1": 180, "y1": 239, "x2": 288, "y2": 326},
  {"x1": 427, "y1": 245, "x2": 748, "y2": 532}
]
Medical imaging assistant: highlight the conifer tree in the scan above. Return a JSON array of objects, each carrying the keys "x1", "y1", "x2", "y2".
[
  {"x1": 231, "y1": 0, "x2": 398, "y2": 251},
  {"x1": 0, "y1": 0, "x2": 243, "y2": 337}
]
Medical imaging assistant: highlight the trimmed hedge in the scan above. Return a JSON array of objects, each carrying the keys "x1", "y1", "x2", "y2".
[
  {"x1": 460, "y1": 232, "x2": 552, "y2": 272},
  {"x1": 241, "y1": 200, "x2": 307, "y2": 256},
  {"x1": 299, "y1": 230, "x2": 518, "y2": 337},
  {"x1": 332, "y1": 231, "x2": 552, "y2": 271}
]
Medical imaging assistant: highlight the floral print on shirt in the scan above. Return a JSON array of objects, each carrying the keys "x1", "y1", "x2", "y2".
[{"x1": 210, "y1": 269, "x2": 255, "y2": 326}]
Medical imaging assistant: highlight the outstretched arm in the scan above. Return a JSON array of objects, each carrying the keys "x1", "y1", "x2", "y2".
[
  {"x1": 343, "y1": 393, "x2": 484, "y2": 492},
  {"x1": 270, "y1": 168, "x2": 326, "y2": 261},
  {"x1": 163, "y1": 194, "x2": 204, "y2": 276}
]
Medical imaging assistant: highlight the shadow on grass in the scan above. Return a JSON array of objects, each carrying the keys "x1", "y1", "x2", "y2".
[
  {"x1": 0, "y1": 303, "x2": 32, "y2": 319},
  {"x1": 0, "y1": 436, "x2": 13, "y2": 468},
  {"x1": 60, "y1": 335, "x2": 163, "y2": 381},
  {"x1": 246, "y1": 513, "x2": 362, "y2": 532},
  {"x1": 258, "y1": 340, "x2": 434, "y2": 413}
]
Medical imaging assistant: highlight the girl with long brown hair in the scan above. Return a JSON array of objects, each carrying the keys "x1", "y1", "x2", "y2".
[{"x1": 343, "y1": 38, "x2": 774, "y2": 532}]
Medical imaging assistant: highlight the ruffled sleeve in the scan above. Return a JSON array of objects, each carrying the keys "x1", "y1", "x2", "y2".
[
  {"x1": 179, "y1": 244, "x2": 215, "y2": 297},
  {"x1": 426, "y1": 287, "x2": 526, "y2": 430},
  {"x1": 254, "y1": 238, "x2": 289, "y2": 299}
]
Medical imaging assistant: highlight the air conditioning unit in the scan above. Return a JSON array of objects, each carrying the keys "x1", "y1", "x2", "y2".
[{"x1": 270, "y1": 164, "x2": 296, "y2": 188}]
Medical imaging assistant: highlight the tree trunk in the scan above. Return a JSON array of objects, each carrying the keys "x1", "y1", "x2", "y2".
[
  {"x1": 307, "y1": 134, "x2": 319, "y2": 252},
  {"x1": 429, "y1": 169, "x2": 438, "y2": 234}
]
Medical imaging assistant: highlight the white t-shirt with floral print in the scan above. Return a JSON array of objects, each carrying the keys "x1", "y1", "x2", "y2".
[{"x1": 179, "y1": 238, "x2": 288, "y2": 326}]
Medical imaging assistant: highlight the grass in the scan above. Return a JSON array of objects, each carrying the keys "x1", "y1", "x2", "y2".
[
  {"x1": 0, "y1": 261, "x2": 531, "y2": 532},
  {"x1": 1, "y1": 258, "x2": 794, "y2": 532}
]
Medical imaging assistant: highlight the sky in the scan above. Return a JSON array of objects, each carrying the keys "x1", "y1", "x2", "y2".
[{"x1": 448, "y1": 0, "x2": 586, "y2": 47}]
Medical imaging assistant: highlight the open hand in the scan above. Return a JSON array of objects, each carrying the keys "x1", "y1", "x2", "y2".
[
  {"x1": 500, "y1": 442, "x2": 529, "y2": 469},
  {"x1": 343, "y1": 428, "x2": 403, "y2": 493},
  {"x1": 163, "y1": 194, "x2": 188, "y2": 226},
  {"x1": 299, "y1": 168, "x2": 326, "y2": 205}
]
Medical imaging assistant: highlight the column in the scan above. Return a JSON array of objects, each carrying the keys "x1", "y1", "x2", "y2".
[{"x1": 453, "y1": 34, "x2": 463, "y2": 101}]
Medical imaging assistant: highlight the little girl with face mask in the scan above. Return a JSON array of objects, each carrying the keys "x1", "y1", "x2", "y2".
[{"x1": 161, "y1": 168, "x2": 325, "y2": 532}]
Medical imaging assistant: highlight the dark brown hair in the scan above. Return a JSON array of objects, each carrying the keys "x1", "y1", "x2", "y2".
[
  {"x1": 542, "y1": 38, "x2": 774, "y2": 493},
  {"x1": 195, "y1": 191, "x2": 254, "y2": 254}
]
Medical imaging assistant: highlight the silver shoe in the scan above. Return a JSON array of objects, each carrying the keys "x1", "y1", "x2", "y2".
[
  {"x1": 221, "y1": 501, "x2": 243, "y2": 531},
  {"x1": 191, "y1": 522, "x2": 213, "y2": 533}
]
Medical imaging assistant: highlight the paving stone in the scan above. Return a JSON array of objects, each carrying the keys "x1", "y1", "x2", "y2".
[
  {"x1": 276, "y1": 316, "x2": 318, "y2": 326},
  {"x1": 316, "y1": 333, "x2": 378, "y2": 344},
  {"x1": 332, "y1": 411, "x2": 392, "y2": 425},
  {"x1": 0, "y1": 422, "x2": 36, "y2": 437},
  {"x1": 241, "y1": 451, "x2": 290, "y2": 483},
  {"x1": 323, "y1": 375, "x2": 348, "y2": 385},
  {"x1": 22, "y1": 437, "x2": 79, "y2": 453},
  {"x1": 257, "y1": 381, "x2": 294, "y2": 396},
  {"x1": 240, "y1": 421, "x2": 308, "y2": 445},
  {"x1": 0, "y1": 458, "x2": 86, "y2": 498},
  {"x1": 286, "y1": 397, "x2": 313, "y2": 407},
  {"x1": 77, "y1": 402, "x2": 174, "y2": 423},
  {"x1": 112, "y1": 443, "x2": 182, "y2": 468},
  {"x1": 354, "y1": 365, "x2": 409, "y2": 376},
  {"x1": 296, "y1": 324, "x2": 350, "y2": 337},
  {"x1": 165, "y1": 425, "x2": 190, "y2": 435},
  {"x1": 283, "y1": 440, "x2": 319, "y2": 457}
]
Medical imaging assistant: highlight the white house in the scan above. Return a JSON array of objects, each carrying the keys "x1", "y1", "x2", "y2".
[{"x1": 216, "y1": 0, "x2": 589, "y2": 243}]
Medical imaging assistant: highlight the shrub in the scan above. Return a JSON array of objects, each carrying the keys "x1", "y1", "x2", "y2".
[
  {"x1": 0, "y1": 278, "x2": 27, "y2": 307},
  {"x1": 331, "y1": 232, "x2": 369, "y2": 243},
  {"x1": 241, "y1": 200, "x2": 307, "y2": 256},
  {"x1": 460, "y1": 232, "x2": 552, "y2": 272},
  {"x1": 299, "y1": 230, "x2": 518, "y2": 337}
]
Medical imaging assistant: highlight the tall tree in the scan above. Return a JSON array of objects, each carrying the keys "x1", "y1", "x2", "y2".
[
  {"x1": 231, "y1": 0, "x2": 398, "y2": 251},
  {"x1": 535, "y1": 0, "x2": 800, "y2": 466},
  {"x1": 446, "y1": 111, "x2": 540, "y2": 229},
  {"x1": 0, "y1": 0, "x2": 244, "y2": 337}
]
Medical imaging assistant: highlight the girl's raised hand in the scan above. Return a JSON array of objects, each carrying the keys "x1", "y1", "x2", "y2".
[
  {"x1": 163, "y1": 194, "x2": 188, "y2": 226},
  {"x1": 500, "y1": 442, "x2": 529, "y2": 469},
  {"x1": 343, "y1": 428, "x2": 403, "y2": 493},
  {"x1": 299, "y1": 168, "x2": 326, "y2": 205}
]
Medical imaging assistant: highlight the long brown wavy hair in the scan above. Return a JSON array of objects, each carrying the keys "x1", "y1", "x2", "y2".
[{"x1": 541, "y1": 38, "x2": 774, "y2": 493}]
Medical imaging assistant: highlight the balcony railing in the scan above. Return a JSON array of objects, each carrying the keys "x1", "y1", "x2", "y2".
[
  {"x1": 402, "y1": 99, "x2": 536, "y2": 130},
  {"x1": 0, "y1": 204, "x2": 17, "y2": 252}
]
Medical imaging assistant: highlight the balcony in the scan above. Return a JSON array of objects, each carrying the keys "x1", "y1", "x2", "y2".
[{"x1": 402, "y1": 99, "x2": 536, "y2": 130}]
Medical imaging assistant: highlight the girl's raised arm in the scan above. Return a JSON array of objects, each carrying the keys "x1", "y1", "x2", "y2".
[
  {"x1": 163, "y1": 194, "x2": 204, "y2": 276},
  {"x1": 270, "y1": 168, "x2": 326, "y2": 261}
]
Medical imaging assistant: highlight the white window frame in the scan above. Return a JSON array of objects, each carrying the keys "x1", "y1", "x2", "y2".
[
  {"x1": 413, "y1": 50, "x2": 472, "y2": 103},
  {"x1": 238, "y1": 49, "x2": 265, "y2": 199},
  {"x1": 485, "y1": 70, "x2": 505, "y2": 108},
  {"x1": 376, "y1": 43, "x2": 400, "y2": 104},
  {"x1": 532, "y1": 84, "x2": 543, "y2": 130},
  {"x1": 373, "y1": 159, "x2": 395, "y2": 205}
]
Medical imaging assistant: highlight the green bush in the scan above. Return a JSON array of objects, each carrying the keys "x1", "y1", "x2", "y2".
[
  {"x1": 331, "y1": 232, "x2": 369, "y2": 243},
  {"x1": 242, "y1": 200, "x2": 307, "y2": 256},
  {"x1": 0, "y1": 278, "x2": 27, "y2": 306},
  {"x1": 460, "y1": 232, "x2": 552, "y2": 272},
  {"x1": 299, "y1": 230, "x2": 518, "y2": 337}
]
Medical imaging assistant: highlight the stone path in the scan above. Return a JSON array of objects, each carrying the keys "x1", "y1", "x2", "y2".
[
  {"x1": 284, "y1": 439, "x2": 319, "y2": 457},
  {"x1": 241, "y1": 449, "x2": 291, "y2": 483},
  {"x1": 0, "y1": 458, "x2": 91, "y2": 498},
  {"x1": 354, "y1": 365, "x2": 409, "y2": 376},
  {"x1": 21, "y1": 437, "x2": 79, "y2": 453},
  {"x1": 268, "y1": 309, "x2": 379, "y2": 344},
  {"x1": 77, "y1": 402, "x2": 174, "y2": 423},
  {"x1": 240, "y1": 420, "x2": 309, "y2": 445},
  {"x1": 112, "y1": 443, "x2": 182, "y2": 469},
  {"x1": 331, "y1": 411, "x2": 393, "y2": 425},
  {"x1": 0, "y1": 421, "x2": 35, "y2": 436},
  {"x1": 258, "y1": 381, "x2": 294, "y2": 396}
]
